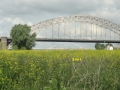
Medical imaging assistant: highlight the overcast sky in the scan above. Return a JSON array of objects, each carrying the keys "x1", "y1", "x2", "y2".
[{"x1": 0, "y1": 0, "x2": 120, "y2": 49}]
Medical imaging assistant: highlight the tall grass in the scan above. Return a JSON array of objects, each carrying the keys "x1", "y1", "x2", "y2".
[{"x1": 0, "y1": 50, "x2": 120, "y2": 90}]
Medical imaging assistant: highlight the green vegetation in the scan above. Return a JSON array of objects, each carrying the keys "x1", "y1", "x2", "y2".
[
  {"x1": 95, "y1": 43, "x2": 113, "y2": 50},
  {"x1": 10, "y1": 24, "x2": 36, "y2": 50},
  {"x1": 105, "y1": 43, "x2": 113, "y2": 47},
  {"x1": 0, "y1": 42, "x2": 2, "y2": 50},
  {"x1": 95, "y1": 43, "x2": 105, "y2": 50},
  {"x1": 0, "y1": 50, "x2": 120, "y2": 90}
]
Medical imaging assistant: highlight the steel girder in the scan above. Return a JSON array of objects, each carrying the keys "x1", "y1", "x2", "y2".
[{"x1": 31, "y1": 15, "x2": 120, "y2": 36}]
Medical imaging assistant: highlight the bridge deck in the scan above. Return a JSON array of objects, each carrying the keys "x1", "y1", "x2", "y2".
[
  {"x1": 35, "y1": 38, "x2": 120, "y2": 43},
  {"x1": 0, "y1": 37, "x2": 120, "y2": 43}
]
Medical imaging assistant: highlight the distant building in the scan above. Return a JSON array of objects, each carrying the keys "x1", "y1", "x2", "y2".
[
  {"x1": 8, "y1": 44, "x2": 12, "y2": 50},
  {"x1": 114, "y1": 44, "x2": 120, "y2": 50},
  {"x1": 109, "y1": 46, "x2": 113, "y2": 50},
  {"x1": 106, "y1": 45, "x2": 113, "y2": 50}
]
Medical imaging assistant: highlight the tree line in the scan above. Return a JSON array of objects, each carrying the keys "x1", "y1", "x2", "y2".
[{"x1": 95, "y1": 43, "x2": 113, "y2": 50}]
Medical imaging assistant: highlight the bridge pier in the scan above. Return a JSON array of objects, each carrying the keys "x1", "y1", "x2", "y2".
[{"x1": 1, "y1": 37, "x2": 8, "y2": 50}]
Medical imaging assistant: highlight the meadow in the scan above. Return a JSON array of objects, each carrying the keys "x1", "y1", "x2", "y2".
[{"x1": 0, "y1": 50, "x2": 120, "y2": 90}]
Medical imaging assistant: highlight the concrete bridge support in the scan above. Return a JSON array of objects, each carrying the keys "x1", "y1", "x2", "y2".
[{"x1": 1, "y1": 37, "x2": 8, "y2": 50}]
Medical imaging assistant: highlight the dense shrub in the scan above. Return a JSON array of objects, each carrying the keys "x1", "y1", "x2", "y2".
[{"x1": 0, "y1": 50, "x2": 120, "y2": 90}]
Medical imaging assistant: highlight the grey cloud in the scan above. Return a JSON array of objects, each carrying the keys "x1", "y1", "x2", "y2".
[
  {"x1": 0, "y1": 0, "x2": 100, "y2": 16},
  {"x1": 0, "y1": 0, "x2": 120, "y2": 28}
]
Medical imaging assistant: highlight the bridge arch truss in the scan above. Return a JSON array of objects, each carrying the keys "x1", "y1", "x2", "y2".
[{"x1": 31, "y1": 15, "x2": 120, "y2": 41}]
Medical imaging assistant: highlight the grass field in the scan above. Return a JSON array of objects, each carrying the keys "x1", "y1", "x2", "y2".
[{"x1": 0, "y1": 50, "x2": 120, "y2": 90}]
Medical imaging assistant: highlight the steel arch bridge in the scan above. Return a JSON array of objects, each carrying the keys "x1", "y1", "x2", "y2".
[{"x1": 31, "y1": 15, "x2": 120, "y2": 43}]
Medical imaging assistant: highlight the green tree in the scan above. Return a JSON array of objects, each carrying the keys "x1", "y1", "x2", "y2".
[
  {"x1": 95, "y1": 43, "x2": 105, "y2": 50},
  {"x1": 101, "y1": 44, "x2": 105, "y2": 49},
  {"x1": 105, "y1": 43, "x2": 113, "y2": 47},
  {"x1": 10, "y1": 24, "x2": 36, "y2": 50},
  {"x1": 95, "y1": 43, "x2": 101, "y2": 50}
]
